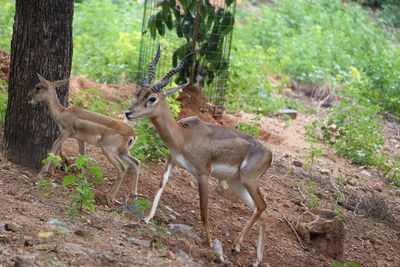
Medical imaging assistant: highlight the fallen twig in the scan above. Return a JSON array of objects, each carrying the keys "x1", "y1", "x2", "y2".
[{"x1": 282, "y1": 216, "x2": 307, "y2": 250}]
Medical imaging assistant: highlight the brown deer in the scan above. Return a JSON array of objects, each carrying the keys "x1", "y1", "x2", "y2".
[
  {"x1": 124, "y1": 46, "x2": 273, "y2": 266},
  {"x1": 27, "y1": 74, "x2": 140, "y2": 203}
]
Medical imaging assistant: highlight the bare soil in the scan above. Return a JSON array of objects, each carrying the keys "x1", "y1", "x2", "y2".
[{"x1": 0, "y1": 57, "x2": 400, "y2": 266}]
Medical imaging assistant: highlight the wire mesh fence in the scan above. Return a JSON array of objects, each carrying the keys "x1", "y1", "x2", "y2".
[{"x1": 136, "y1": 0, "x2": 236, "y2": 113}]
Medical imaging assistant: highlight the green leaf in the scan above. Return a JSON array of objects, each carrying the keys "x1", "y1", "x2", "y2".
[
  {"x1": 165, "y1": 11, "x2": 173, "y2": 30},
  {"x1": 148, "y1": 14, "x2": 157, "y2": 39},
  {"x1": 219, "y1": 10, "x2": 234, "y2": 35},
  {"x1": 225, "y1": 0, "x2": 234, "y2": 7},
  {"x1": 63, "y1": 175, "x2": 77, "y2": 186},
  {"x1": 88, "y1": 165, "x2": 103, "y2": 178},
  {"x1": 156, "y1": 12, "x2": 165, "y2": 36}
]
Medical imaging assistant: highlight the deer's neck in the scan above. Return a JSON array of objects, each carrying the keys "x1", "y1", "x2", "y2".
[
  {"x1": 150, "y1": 101, "x2": 183, "y2": 153},
  {"x1": 45, "y1": 92, "x2": 65, "y2": 121}
]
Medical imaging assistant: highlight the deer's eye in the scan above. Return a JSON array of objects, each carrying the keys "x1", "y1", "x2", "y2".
[
  {"x1": 148, "y1": 96, "x2": 156, "y2": 103},
  {"x1": 35, "y1": 86, "x2": 40, "y2": 90}
]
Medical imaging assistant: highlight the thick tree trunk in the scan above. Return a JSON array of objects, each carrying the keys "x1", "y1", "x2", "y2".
[{"x1": 4, "y1": 0, "x2": 74, "y2": 169}]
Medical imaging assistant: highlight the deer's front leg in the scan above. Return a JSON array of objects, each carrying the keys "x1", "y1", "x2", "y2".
[
  {"x1": 197, "y1": 173, "x2": 212, "y2": 247},
  {"x1": 144, "y1": 155, "x2": 175, "y2": 224},
  {"x1": 37, "y1": 131, "x2": 70, "y2": 180}
]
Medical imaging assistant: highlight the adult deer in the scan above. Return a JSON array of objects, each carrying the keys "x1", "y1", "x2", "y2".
[
  {"x1": 27, "y1": 74, "x2": 140, "y2": 203},
  {"x1": 124, "y1": 46, "x2": 272, "y2": 266}
]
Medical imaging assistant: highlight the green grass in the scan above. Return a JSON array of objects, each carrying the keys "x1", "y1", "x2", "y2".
[
  {"x1": 73, "y1": 0, "x2": 143, "y2": 84},
  {"x1": 234, "y1": 0, "x2": 400, "y2": 115},
  {"x1": 0, "y1": 0, "x2": 14, "y2": 52}
]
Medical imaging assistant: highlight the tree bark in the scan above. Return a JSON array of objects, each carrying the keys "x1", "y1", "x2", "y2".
[{"x1": 4, "y1": 0, "x2": 74, "y2": 169}]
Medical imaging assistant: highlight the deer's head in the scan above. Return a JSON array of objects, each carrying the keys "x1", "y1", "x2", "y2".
[
  {"x1": 125, "y1": 45, "x2": 194, "y2": 120},
  {"x1": 27, "y1": 74, "x2": 69, "y2": 105}
]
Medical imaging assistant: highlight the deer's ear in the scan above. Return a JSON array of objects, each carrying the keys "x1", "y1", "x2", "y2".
[
  {"x1": 162, "y1": 83, "x2": 189, "y2": 98},
  {"x1": 54, "y1": 79, "x2": 69, "y2": 88},
  {"x1": 37, "y1": 74, "x2": 50, "y2": 88}
]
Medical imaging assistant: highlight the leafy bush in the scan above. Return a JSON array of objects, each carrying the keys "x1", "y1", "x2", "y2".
[
  {"x1": 62, "y1": 155, "x2": 106, "y2": 215},
  {"x1": 73, "y1": 0, "x2": 143, "y2": 83},
  {"x1": 226, "y1": 42, "x2": 298, "y2": 114},
  {"x1": 236, "y1": 0, "x2": 400, "y2": 115},
  {"x1": 0, "y1": 0, "x2": 14, "y2": 51},
  {"x1": 323, "y1": 101, "x2": 385, "y2": 165},
  {"x1": 131, "y1": 119, "x2": 169, "y2": 163}
]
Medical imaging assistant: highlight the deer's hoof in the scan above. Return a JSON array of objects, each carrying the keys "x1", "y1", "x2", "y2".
[
  {"x1": 142, "y1": 217, "x2": 151, "y2": 224},
  {"x1": 231, "y1": 247, "x2": 240, "y2": 256}
]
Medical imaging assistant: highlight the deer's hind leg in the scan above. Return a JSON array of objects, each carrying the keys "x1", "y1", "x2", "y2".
[
  {"x1": 120, "y1": 152, "x2": 140, "y2": 199},
  {"x1": 102, "y1": 147, "x2": 127, "y2": 204},
  {"x1": 231, "y1": 155, "x2": 270, "y2": 266}
]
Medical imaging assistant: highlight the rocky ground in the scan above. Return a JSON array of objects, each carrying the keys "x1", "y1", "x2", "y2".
[{"x1": 0, "y1": 51, "x2": 400, "y2": 266}]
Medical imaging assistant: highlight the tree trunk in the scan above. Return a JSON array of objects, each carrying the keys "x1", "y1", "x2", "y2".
[{"x1": 3, "y1": 0, "x2": 74, "y2": 169}]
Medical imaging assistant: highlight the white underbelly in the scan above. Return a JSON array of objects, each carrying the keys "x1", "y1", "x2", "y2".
[
  {"x1": 211, "y1": 164, "x2": 239, "y2": 179},
  {"x1": 173, "y1": 154, "x2": 239, "y2": 179}
]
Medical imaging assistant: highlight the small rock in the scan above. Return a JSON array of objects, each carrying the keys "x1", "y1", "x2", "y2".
[
  {"x1": 24, "y1": 239, "x2": 34, "y2": 247},
  {"x1": 212, "y1": 239, "x2": 225, "y2": 264},
  {"x1": 278, "y1": 109, "x2": 298, "y2": 119},
  {"x1": 14, "y1": 255, "x2": 37, "y2": 267},
  {"x1": 5, "y1": 222, "x2": 18, "y2": 232},
  {"x1": 293, "y1": 160, "x2": 303, "y2": 167},
  {"x1": 168, "y1": 224, "x2": 201, "y2": 244},
  {"x1": 319, "y1": 169, "x2": 330, "y2": 175},
  {"x1": 373, "y1": 183, "x2": 383, "y2": 192},
  {"x1": 74, "y1": 229, "x2": 94, "y2": 241},
  {"x1": 124, "y1": 237, "x2": 154, "y2": 248},
  {"x1": 176, "y1": 250, "x2": 201, "y2": 267},
  {"x1": 347, "y1": 179, "x2": 358, "y2": 186},
  {"x1": 360, "y1": 170, "x2": 372, "y2": 177}
]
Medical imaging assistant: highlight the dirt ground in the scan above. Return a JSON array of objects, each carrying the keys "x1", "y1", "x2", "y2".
[{"x1": 1, "y1": 56, "x2": 400, "y2": 266}]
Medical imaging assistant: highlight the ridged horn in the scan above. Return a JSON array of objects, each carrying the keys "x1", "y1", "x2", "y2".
[
  {"x1": 150, "y1": 50, "x2": 196, "y2": 92},
  {"x1": 142, "y1": 43, "x2": 161, "y2": 87}
]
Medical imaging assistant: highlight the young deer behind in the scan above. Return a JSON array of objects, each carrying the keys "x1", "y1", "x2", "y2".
[
  {"x1": 27, "y1": 74, "x2": 140, "y2": 203},
  {"x1": 124, "y1": 46, "x2": 273, "y2": 266}
]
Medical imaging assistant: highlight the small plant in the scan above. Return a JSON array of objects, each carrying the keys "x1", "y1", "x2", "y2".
[
  {"x1": 62, "y1": 155, "x2": 107, "y2": 215},
  {"x1": 302, "y1": 138, "x2": 324, "y2": 169},
  {"x1": 237, "y1": 115, "x2": 261, "y2": 137},
  {"x1": 131, "y1": 120, "x2": 169, "y2": 162},
  {"x1": 47, "y1": 255, "x2": 67, "y2": 267},
  {"x1": 296, "y1": 179, "x2": 324, "y2": 209},
  {"x1": 41, "y1": 153, "x2": 63, "y2": 171},
  {"x1": 36, "y1": 179, "x2": 55, "y2": 196}
]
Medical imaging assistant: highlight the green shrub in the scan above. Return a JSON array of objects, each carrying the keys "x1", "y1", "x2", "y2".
[
  {"x1": 0, "y1": 0, "x2": 14, "y2": 51},
  {"x1": 73, "y1": 0, "x2": 143, "y2": 83},
  {"x1": 62, "y1": 155, "x2": 106, "y2": 215},
  {"x1": 131, "y1": 119, "x2": 169, "y2": 163},
  {"x1": 236, "y1": 0, "x2": 400, "y2": 115},
  {"x1": 227, "y1": 41, "x2": 298, "y2": 114},
  {"x1": 323, "y1": 101, "x2": 385, "y2": 166}
]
